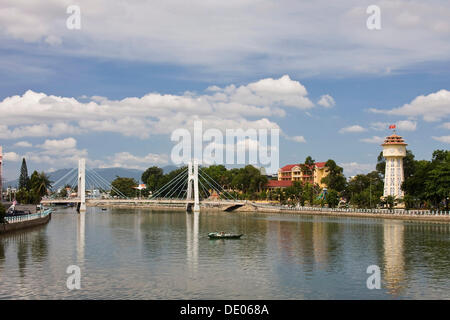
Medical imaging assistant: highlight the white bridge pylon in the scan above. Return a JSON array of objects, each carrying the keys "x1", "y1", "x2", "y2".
[
  {"x1": 186, "y1": 160, "x2": 200, "y2": 212},
  {"x1": 78, "y1": 158, "x2": 86, "y2": 212}
]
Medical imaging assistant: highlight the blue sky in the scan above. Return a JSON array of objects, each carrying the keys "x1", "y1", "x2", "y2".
[{"x1": 1, "y1": 0, "x2": 449, "y2": 181}]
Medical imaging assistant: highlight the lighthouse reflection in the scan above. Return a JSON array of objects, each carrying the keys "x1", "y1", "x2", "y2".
[
  {"x1": 383, "y1": 220, "x2": 405, "y2": 295},
  {"x1": 186, "y1": 212, "x2": 199, "y2": 275}
]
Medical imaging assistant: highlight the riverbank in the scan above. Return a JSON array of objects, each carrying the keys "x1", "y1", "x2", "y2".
[{"x1": 86, "y1": 202, "x2": 450, "y2": 223}]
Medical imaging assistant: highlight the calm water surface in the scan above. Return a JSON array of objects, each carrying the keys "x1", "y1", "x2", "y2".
[{"x1": 1, "y1": 207, "x2": 449, "y2": 299}]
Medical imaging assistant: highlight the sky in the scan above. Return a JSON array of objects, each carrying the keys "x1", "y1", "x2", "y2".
[{"x1": 0, "y1": 0, "x2": 449, "y2": 181}]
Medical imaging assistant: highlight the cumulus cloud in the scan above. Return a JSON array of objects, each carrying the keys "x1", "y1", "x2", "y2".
[
  {"x1": 13, "y1": 141, "x2": 32, "y2": 148},
  {"x1": 103, "y1": 152, "x2": 169, "y2": 170},
  {"x1": 370, "y1": 90, "x2": 450, "y2": 122},
  {"x1": 317, "y1": 94, "x2": 335, "y2": 108},
  {"x1": 370, "y1": 120, "x2": 417, "y2": 132},
  {"x1": 339, "y1": 125, "x2": 367, "y2": 133},
  {"x1": 287, "y1": 136, "x2": 307, "y2": 143},
  {"x1": 0, "y1": 75, "x2": 320, "y2": 139},
  {"x1": 340, "y1": 162, "x2": 375, "y2": 176},
  {"x1": 432, "y1": 136, "x2": 450, "y2": 144},
  {"x1": 360, "y1": 136, "x2": 385, "y2": 144},
  {"x1": 396, "y1": 120, "x2": 417, "y2": 131},
  {"x1": 440, "y1": 122, "x2": 450, "y2": 129},
  {"x1": 38, "y1": 137, "x2": 77, "y2": 150},
  {"x1": 3, "y1": 152, "x2": 21, "y2": 162},
  {"x1": 1, "y1": 1, "x2": 450, "y2": 76}
]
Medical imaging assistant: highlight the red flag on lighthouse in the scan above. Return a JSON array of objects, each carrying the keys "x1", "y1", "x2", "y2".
[{"x1": 389, "y1": 124, "x2": 396, "y2": 129}]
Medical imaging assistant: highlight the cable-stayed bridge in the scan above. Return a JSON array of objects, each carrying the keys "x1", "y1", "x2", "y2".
[{"x1": 41, "y1": 159, "x2": 246, "y2": 212}]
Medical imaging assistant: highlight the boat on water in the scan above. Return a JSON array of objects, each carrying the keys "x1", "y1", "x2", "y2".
[{"x1": 208, "y1": 231, "x2": 243, "y2": 239}]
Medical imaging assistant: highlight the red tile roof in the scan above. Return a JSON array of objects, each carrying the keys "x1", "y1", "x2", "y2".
[
  {"x1": 279, "y1": 162, "x2": 327, "y2": 171},
  {"x1": 315, "y1": 162, "x2": 326, "y2": 168},
  {"x1": 266, "y1": 180, "x2": 293, "y2": 188},
  {"x1": 280, "y1": 164, "x2": 299, "y2": 172},
  {"x1": 382, "y1": 134, "x2": 407, "y2": 146}
]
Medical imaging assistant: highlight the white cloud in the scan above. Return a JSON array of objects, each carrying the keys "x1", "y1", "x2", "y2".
[
  {"x1": 370, "y1": 120, "x2": 417, "y2": 132},
  {"x1": 3, "y1": 152, "x2": 21, "y2": 162},
  {"x1": 0, "y1": 75, "x2": 321, "y2": 139},
  {"x1": 317, "y1": 94, "x2": 335, "y2": 108},
  {"x1": 432, "y1": 136, "x2": 450, "y2": 144},
  {"x1": 2, "y1": 1, "x2": 450, "y2": 76},
  {"x1": 340, "y1": 162, "x2": 375, "y2": 176},
  {"x1": 339, "y1": 125, "x2": 367, "y2": 133},
  {"x1": 370, "y1": 90, "x2": 450, "y2": 122},
  {"x1": 38, "y1": 137, "x2": 77, "y2": 150},
  {"x1": 440, "y1": 122, "x2": 450, "y2": 129},
  {"x1": 13, "y1": 141, "x2": 32, "y2": 148},
  {"x1": 370, "y1": 122, "x2": 389, "y2": 131},
  {"x1": 396, "y1": 120, "x2": 417, "y2": 131},
  {"x1": 102, "y1": 152, "x2": 169, "y2": 170},
  {"x1": 287, "y1": 136, "x2": 307, "y2": 143},
  {"x1": 360, "y1": 136, "x2": 385, "y2": 144}
]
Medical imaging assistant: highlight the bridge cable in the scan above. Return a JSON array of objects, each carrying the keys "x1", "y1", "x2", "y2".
[
  {"x1": 162, "y1": 170, "x2": 189, "y2": 199},
  {"x1": 149, "y1": 167, "x2": 189, "y2": 199},
  {"x1": 198, "y1": 169, "x2": 237, "y2": 200}
]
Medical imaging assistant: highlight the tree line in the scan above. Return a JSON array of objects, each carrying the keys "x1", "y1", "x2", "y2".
[
  {"x1": 116, "y1": 149, "x2": 449, "y2": 210},
  {"x1": 15, "y1": 158, "x2": 52, "y2": 204}
]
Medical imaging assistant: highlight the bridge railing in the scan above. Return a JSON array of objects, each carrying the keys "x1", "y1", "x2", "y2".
[{"x1": 5, "y1": 209, "x2": 52, "y2": 224}]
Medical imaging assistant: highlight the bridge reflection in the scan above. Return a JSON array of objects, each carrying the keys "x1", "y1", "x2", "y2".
[{"x1": 186, "y1": 212, "x2": 199, "y2": 276}]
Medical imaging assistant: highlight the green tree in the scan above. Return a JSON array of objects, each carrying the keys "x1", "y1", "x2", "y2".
[
  {"x1": 425, "y1": 151, "x2": 450, "y2": 209},
  {"x1": 345, "y1": 171, "x2": 383, "y2": 208},
  {"x1": 142, "y1": 166, "x2": 164, "y2": 192},
  {"x1": 285, "y1": 181, "x2": 303, "y2": 204},
  {"x1": 18, "y1": 158, "x2": 30, "y2": 191},
  {"x1": 16, "y1": 188, "x2": 30, "y2": 204},
  {"x1": 301, "y1": 156, "x2": 315, "y2": 176},
  {"x1": 384, "y1": 195, "x2": 395, "y2": 209},
  {"x1": 30, "y1": 171, "x2": 52, "y2": 199},
  {"x1": 59, "y1": 188, "x2": 68, "y2": 198},
  {"x1": 231, "y1": 165, "x2": 267, "y2": 193},
  {"x1": 321, "y1": 159, "x2": 346, "y2": 192},
  {"x1": 111, "y1": 176, "x2": 138, "y2": 198},
  {"x1": 326, "y1": 189, "x2": 339, "y2": 208},
  {"x1": 376, "y1": 151, "x2": 386, "y2": 177}
]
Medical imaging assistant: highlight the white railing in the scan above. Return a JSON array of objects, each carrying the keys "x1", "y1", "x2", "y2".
[
  {"x1": 5, "y1": 208, "x2": 52, "y2": 224},
  {"x1": 251, "y1": 203, "x2": 450, "y2": 216}
]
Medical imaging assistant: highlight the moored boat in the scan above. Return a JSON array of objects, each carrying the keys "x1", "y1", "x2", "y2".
[{"x1": 208, "y1": 231, "x2": 243, "y2": 239}]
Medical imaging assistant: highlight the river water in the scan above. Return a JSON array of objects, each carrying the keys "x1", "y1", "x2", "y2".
[{"x1": 0, "y1": 207, "x2": 449, "y2": 299}]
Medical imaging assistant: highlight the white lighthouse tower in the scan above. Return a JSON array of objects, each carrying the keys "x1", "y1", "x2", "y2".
[{"x1": 382, "y1": 131, "x2": 407, "y2": 201}]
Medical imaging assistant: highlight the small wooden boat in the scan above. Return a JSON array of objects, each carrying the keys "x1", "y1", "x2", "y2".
[{"x1": 208, "y1": 232, "x2": 243, "y2": 239}]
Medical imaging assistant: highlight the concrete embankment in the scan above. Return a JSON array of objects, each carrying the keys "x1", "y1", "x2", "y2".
[{"x1": 87, "y1": 202, "x2": 450, "y2": 223}]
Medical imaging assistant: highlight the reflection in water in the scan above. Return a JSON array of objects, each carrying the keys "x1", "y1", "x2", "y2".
[
  {"x1": 383, "y1": 221, "x2": 405, "y2": 295},
  {"x1": 77, "y1": 212, "x2": 85, "y2": 264},
  {"x1": 186, "y1": 212, "x2": 199, "y2": 275},
  {"x1": 313, "y1": 220, "x2": 328, "y2": 268},
  {"x1": 1, "y1": 209, "x2": 450, "y2": 299}
]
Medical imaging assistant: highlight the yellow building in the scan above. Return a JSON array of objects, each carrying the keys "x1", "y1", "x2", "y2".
[{"x1": 277, "y1": 162, "x2": 329, "y2": 188}]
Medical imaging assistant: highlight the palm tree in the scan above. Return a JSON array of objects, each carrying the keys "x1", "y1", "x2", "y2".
[{"x1": 30, "y1": 171, "x2": 52, "y2": 198}]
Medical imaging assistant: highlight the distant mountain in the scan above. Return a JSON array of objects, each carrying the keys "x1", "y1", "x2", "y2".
[{"x1": 4, "y1": 165, "x2": 179, "y2": 189}]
